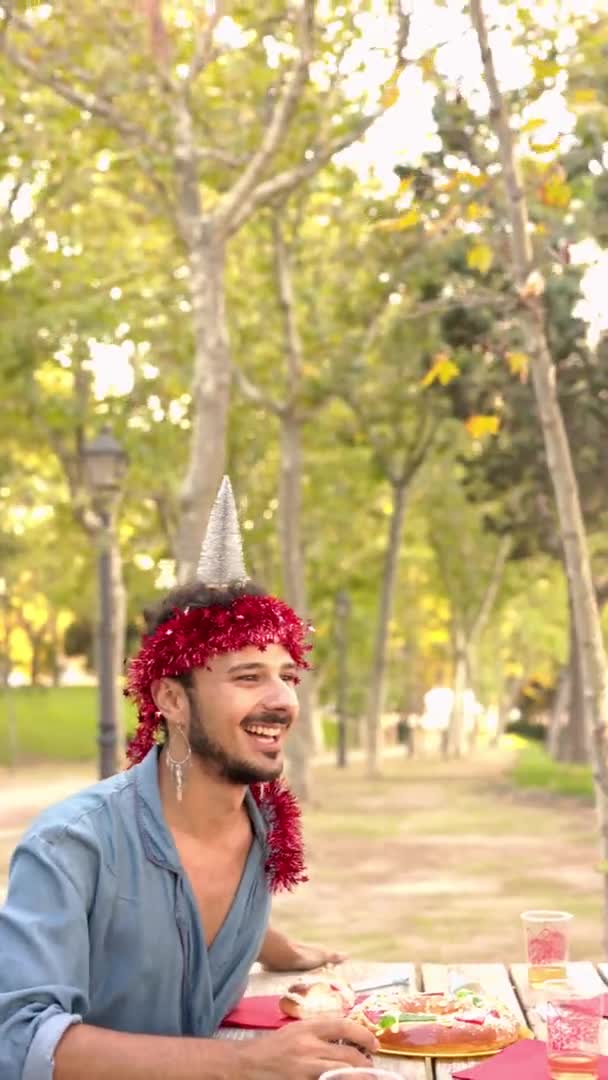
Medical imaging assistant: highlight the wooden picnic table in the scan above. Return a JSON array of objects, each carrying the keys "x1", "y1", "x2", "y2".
[{"x1": 218, "y1": 959, "x2": 608, "y2": 1078}]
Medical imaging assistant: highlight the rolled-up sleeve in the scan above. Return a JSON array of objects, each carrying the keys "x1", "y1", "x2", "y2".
[{"x1": 0, "y1": 833, "x2": 92, "y2": 1080}]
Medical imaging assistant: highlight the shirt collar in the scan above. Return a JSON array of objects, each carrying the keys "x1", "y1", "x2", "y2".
[{"x1": 133, "y1": 747, "x2": 267, "y2": 871}]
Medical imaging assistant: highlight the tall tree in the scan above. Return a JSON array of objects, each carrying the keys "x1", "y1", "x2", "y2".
[
  {"x1": 1, "y1": 0, "x2": 410, "y2": 580},
  {"x1": 232, "y1": 210, "x2": 319, "y2": 799},
  {"x1": 470, "y1": 0, "x2": 608, "y2": 948}
]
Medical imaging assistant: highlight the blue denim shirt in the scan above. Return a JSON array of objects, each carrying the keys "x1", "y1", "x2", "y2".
[{"x1": 0, "y1": 748, "x2": 271, "y2": 1080}]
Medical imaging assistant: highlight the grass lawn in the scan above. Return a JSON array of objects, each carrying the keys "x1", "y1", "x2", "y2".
[
  {"x1": 0, "y1": 686, "x2": 132, "y2": 765},
  {"x1": 0, "y1": 687, "x2": 340, "y2": 766},
  {"x1": 509, "y1": 735, "x2": 594, "y2": 800}
]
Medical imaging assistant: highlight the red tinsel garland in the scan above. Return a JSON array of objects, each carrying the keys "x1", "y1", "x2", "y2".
[
  {"x1": 124, "y1": 593, "x2": 310, "y2": 892},
  {"x1": 251, "y1": 780, "x2": 308, "y2": 893}
]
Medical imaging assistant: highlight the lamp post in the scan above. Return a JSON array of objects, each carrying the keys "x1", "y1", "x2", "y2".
[
  {"x1": 334, "y1": 589, "x2": 351, "y2": 768},
  {"x1": 83, "y1": 427, "x2": 128, "y2": 780}
]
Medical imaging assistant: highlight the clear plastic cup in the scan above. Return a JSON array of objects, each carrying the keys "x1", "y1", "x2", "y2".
[
  {"x1": 543, "y1": 978, "x2": 601, "y2": 1079},
  {"x1": 521, "y1": 909, "x2": 573, "y2": 986}
]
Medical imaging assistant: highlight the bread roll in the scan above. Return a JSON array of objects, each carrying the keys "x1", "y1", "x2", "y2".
[{"x1": 279, "y1": 979, "x2": 355, "y2": 1020}]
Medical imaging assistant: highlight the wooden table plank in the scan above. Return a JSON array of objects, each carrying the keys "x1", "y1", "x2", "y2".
[
  {"x1": 422, "y1": 963, "x2": 526, "y2": 1080},
  {"x1": 218, "y1": 960, "x2": 430, "y2": 1078}
]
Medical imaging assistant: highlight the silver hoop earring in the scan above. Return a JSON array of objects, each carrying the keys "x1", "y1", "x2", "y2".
[{"x1": 166, "y1": 726, "x2": 191, "y2": 802}]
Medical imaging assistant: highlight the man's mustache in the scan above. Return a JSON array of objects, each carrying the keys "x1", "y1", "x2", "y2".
[{"x1": 241, "y1": 710, "x2": 291, "y2": 727}]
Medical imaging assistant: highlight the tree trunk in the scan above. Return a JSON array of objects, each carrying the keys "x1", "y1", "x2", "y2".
[
  {"x1": 30, "y1": 632, "x2": 42, "y2": 687},
  {"x1": 555, "y1": 593, "x2": 589, "y2": 764},
  {"x1": 175, "y1": 233, "x2": 232, "y2": 582},
  {"x1": 448, "y1": 626, "x2": 469, "y2": 757},
  {"x1": 279, "y1": 409, "x2": 314, "y2": 800},
  {"x1": 273, "y1": 215, "x2": 320, "y2": 799},
  {"x1": 334, "y1": 590, "x2": 351, "y2": 768},
  {"x1": 495, "y1": 674, "x2": 523, "y2": 748},
  {"x1": 548, "y1": 665, "x2": 569, "y2": 759},
  {"x1": 50, "y1": 613, "x2": 62, "y2": 687},
  {"x1": 365, "y1": 480, "x2": 408, "y2": 777},
  {"x1": 472, "y1": 0, "x2": 608, "y2": 950}
]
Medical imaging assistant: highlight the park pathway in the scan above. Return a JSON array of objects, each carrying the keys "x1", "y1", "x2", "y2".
[{"x1": 0, "y1": 747, "x2": 601, "y2": 964}]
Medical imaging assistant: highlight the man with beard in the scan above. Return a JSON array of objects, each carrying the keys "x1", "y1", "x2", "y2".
[{"x1": 0, "y1": 479, "x2": 376, "y2": 1079}]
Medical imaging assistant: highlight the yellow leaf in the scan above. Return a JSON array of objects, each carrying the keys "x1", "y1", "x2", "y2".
[
  {"x1": 466, "y1": 202, "x2": 486, "y2": 221},
  {"x1": 380, "y1": 67, "x2": 402, "y2": 110},
  {"x1": 467, "y1": 243, "x2": 493, "y2": 275},
  {"x1": 530, "y1": 139, "x2": 560, "y2": 155},
  {"x1": 539, "y1": 174, "x2": 572, "y2": 209},
  {"x1": 381, "y1": 84, "x2": 400, "y2": 108},
  {"x1": 397, "y1": 176, "x2": 414, "y2": 195},
  {"x1": 573, "y1": 88, "x2": 597, "y2": 105},
  {"x1": 520, "y1": 117, "x2": 545, "y2": 134},
  {"x1": 506, "y1": 350, "x2": 529, "y2": 378},
  {"x1": 532, "y1": 57, "x2": 561, "y2": 81},
  {"x1": 419, "y1": 49, "x2": 437, "y2": 80},
  {"x1": 421, "y1": 353, "x2": 460, "y2": 388},
  {"x1": 375, "y1": 208, "x2": 421, "y2": 232},
  {"x1": 455, "y1": 171, "x2": 488, "y2": 189},
  {"x1": 465, "y1": 414, "x2": 500, "y2": 439}
]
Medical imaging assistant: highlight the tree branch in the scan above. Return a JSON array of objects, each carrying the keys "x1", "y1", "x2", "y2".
[
  {"x1": 223, "y1": 116, "x2": 380, "y2": 237},
  {"x1": 216, "y1": 0, "x2": 315, "y2": 233},
  {"x1": 170, "y1": 92, "x2": 205, "y2": 245},
  {"x1": 337, "y1": 388, "x2": 394, "y2": 479},
  {"x1": 187, "y1": 1, "x2": 223, "y2": 84},
  {"x1": 196, "y1": 146, "x2": 248, "y2": 169},
  {"x1": 396, "y1": 408, "x2": 437, "y2": 486},
  {"x1": 469, "y1": 0, "x2": 532, "y2": 284},
  {"x1": 0, "y1": 33, "x2": 158, "y2": 153},
  {"x1": 232, "y1": 364, "x2": 284, "y2": 417},
  {"x1": 221, "y1": 1, "x2": 414, "y2": 236},
  {"x1": 469, "y1": 533, "x2": 512, "y2": 645}
]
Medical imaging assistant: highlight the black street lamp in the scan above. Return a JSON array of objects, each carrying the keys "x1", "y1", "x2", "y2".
[{"x1": 83, "y1": 427, "x2": 128, "y2": 780}]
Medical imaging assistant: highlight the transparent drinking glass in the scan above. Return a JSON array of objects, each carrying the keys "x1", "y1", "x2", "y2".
[
  {"x1": 521, "y1": 909, "x2": 573, "y2": 986},
  {"x1": 543, "y1": 978, "x2": 601, "y2": 1080}
]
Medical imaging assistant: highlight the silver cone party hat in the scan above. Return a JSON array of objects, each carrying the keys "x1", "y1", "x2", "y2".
[{"x1": 196, "y1": 475, "x2": 248, "y2": 584}]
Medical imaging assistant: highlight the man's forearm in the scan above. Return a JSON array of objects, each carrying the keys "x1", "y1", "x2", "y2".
[
  {"x1": 54, "y1": 1022, "x2": 241, "y2": 1080},
  {"x1": 258, "y1": 925, "x2": 299, "y2": 970}
]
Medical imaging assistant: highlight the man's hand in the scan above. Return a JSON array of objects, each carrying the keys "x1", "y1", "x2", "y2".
[
  {"x1": 281, "y1": 942, "x2": 347, "y2": 972},
  {"x1": 258, "y1": 927, "x2": 346, "y2": 972},
  {"x1": 235, "y1": 1016, "x2": 379, "y2": 1079}
]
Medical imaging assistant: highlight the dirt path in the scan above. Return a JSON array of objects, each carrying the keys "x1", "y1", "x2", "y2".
[{"x1": 1, "y1": 749, "x2": 601, "y2": 963}]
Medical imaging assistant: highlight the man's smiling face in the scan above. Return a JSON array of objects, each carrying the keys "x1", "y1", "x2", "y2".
[{"x1": 185, "y1": 643, "x2": 299, "y2": 784}]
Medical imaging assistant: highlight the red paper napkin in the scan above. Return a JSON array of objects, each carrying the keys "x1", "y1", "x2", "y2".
[
  {"x1": 221, "y1": 992, "x2": 370, "y2": 1030},
  {"x1": 453, "y1": 1039, "x2": 608, "y2": 1079},
  {"x1": 221, "y1": 995, "x2": 293, "y2": 1029}
]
